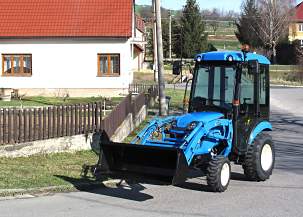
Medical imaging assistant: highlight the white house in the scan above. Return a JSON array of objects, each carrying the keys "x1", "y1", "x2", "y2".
[{"x1": 0, "y1": 0, "x2": 146, "y2": 97}]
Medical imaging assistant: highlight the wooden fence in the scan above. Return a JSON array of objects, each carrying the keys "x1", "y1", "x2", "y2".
[{"x1": 0, "y1": 86, "x2": 158, "y2": 145}]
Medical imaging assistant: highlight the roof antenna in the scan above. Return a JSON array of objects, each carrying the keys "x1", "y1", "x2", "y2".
[{"x1": 241, "y1": 44, "x2": 250, "y2": 62}]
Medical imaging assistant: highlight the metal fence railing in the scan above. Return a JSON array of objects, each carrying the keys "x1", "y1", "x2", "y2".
[{"x1": 129, "y1": 83, "x2": 158, "y2": 94}]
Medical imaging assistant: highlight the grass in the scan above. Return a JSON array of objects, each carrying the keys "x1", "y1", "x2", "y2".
[
  {"x1": 0, "y1": 96, "x2": 124, "y2": 108},
  {"x1": 134, "y1": 71, "x2": 177, "y2": 84},
  {"x1": 205, "y1": 22, "x2": 236, "y2": 35},
  {"x1": 165, "y1": 88, "x2": 187, "y2": 110},
  {"x1": 270, "y1": 65, "x2": 302, "y2": 71},
  {"x1": 123, "y1": 116, "x2": 153, "y2": 143},
  {"x1": 269, "y1": 65, "x2": 303, "y2": 84},
  {"x1": 123, "y1": 89, "x2": 186, "y2": 143},
  {"x1": 164, "y1": 64, "x2": 173, "y2": 70},
  {"x1": 0, "y1": 150, "x2": 98, "y2": 190},
  {"x1": 209, "y1": 40, "x2": 241, "y2": 50}
]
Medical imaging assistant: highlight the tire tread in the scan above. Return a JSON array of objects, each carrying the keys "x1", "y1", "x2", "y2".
[
  {"x1": 243, "y1": 133, "x2": 275, "y2": 181},
  {"x1": 207, "y1": 156, "x2": 230, "y2": 192}
]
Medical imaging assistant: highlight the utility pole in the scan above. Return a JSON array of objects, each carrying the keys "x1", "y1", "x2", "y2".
[
  {"x1": 179, "y1": 27, "x2": 183, "y2": 83},
  {"x1": 169, "y1": 10, "x2": 172, "y2": 60},
  {"x1": 155, "y1": 0, "x2": 167, "y2": 116},
  {"x1": 271, "y1": 0, "x2": 276, "y2": 64},
  {"x1": 152, "y1": 0, "x2": 158, "y2": 82}
]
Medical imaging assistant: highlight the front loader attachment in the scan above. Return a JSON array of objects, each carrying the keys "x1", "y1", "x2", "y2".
[{"x1": 100, "y1": 141, "x2": 189, "y2": 185}]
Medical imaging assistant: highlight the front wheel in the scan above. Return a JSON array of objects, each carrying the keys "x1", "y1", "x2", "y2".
[
  {"x1": 207, "y1": 156, "x2": 231, "y2": 192},
  {"x1": 243, "y1": 133, "x2": 275, "y2": 181}
]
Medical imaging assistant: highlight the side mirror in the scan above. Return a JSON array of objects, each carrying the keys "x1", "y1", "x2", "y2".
[
  {"x1": 247, "y1": 60, "x2": 259, "y2": 74},
  {"x1": 172, "y1": 61, "x2": 182, "y2": 75}
]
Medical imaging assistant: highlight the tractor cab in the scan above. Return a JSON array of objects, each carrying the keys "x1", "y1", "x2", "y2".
[{"x1": 189, "y1": 50, "x2": 270, "y2": 156}]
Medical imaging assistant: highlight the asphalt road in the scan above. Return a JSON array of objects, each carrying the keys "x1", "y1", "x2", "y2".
[{"x1": 0, "y1": 87, "x2": 303, "y2": 217}]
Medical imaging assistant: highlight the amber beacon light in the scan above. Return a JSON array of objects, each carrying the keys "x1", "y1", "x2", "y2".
[{"x1": 241, "y1": 44, "x2": 250, "y2": 53}]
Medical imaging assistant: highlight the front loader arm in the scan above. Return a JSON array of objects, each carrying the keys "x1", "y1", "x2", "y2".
[
  {"x1": 182, "y1": 119, "x2": 233, "y2": 165},
  {"x1": 131, "y1": 116, "x2": 176, "y2": 145}
]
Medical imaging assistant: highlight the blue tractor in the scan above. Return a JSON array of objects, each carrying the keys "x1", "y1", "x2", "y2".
[{"x1": 98, "y1": 49, "x2": 275, "y2": 192}]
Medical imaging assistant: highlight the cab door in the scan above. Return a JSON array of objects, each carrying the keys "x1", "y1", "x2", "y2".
[
  {"x1": 236, "y1": 66, "x2": 256, "y2": 154},
  {"x1": 235, "y1": 63, "x2": 270, "y2": 155}
]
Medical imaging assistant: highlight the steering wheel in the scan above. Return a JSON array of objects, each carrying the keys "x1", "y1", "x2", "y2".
[
  {"x1": 191, "y1": 97, "x2": 231, "y2": 113},
  {"x1": 191, "y1": 97, "x2": 207, "y2": 111}
]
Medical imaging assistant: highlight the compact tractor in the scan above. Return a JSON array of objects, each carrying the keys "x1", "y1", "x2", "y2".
[{"x1": 98, "y1": 48, "x2": 275, "y2": 192}]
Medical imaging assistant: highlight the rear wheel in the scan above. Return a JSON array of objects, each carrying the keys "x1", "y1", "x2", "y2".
[
  {"x1": 207, "y1": 156, "x2": 231, "y2": 192},
  {"x1": 243, "y1": 133, "x2": 275, "y2": 181}
]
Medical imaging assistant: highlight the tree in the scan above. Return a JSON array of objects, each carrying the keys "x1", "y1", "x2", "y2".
[
  {"x1": 253, "y1": 0, "x2": 295, "y2": 63},
  {"x1": 174, "y1": 0, "x2": 208, "y2": 58},
  {"x1": 161, "y1": 19, "x2": 170, "y2": 58},
  {"x1": 235, "y1": 0, "x2": 261, "y2": 48},
  {"x1": 146, "y1": 20, "x2": 170, "y2": 59},
  {"x1": 209, "y1": 21, "x2": 219, "y2": 36}
]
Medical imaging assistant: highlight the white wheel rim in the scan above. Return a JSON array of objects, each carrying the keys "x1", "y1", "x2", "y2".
[
  {"x1": 220, "y1": 163, "x2": 230, "y2": 187},
  {"x1": 261, "y1": 144, "x2": 273, "y2": 171}
]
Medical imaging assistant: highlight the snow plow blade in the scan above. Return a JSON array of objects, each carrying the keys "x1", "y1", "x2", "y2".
[{"x1": 101, "y1": 141, "x2": 189, "y2": 185}]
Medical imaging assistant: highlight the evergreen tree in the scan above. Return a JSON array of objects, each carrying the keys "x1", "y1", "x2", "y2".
[
  {"x1": 173, "y1": 0, "x2": 207, "y2": 58},
  {"x1": 146, "y1": 20, "x2": 170, "y2": 59},
  {"x1": 162, "y1": 19, "x2": 170, "y2": 58},
  {"x1": 235, "y1": 0, "x2": 261, "y2": 48}
]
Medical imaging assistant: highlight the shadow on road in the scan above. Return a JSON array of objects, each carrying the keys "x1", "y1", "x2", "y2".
[
  {"x1": 270, "y1": 109, "x2": 303, "y2": 174},
  {"x1": 54, "y1": 175, "x2": 154, "y2": 202}
]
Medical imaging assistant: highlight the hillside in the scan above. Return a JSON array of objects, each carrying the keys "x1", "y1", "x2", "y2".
[{"x1": 135, "y1": 4, "x2": 240, "y2": 51}]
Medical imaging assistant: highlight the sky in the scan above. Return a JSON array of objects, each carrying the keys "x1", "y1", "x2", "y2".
[{"x1": 136, "y1": 0, "x2": 303, "y2": 12}]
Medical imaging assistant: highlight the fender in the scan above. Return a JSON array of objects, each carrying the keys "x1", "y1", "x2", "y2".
[{"x1": 248, "y1": 121, "x2": 272, "y2": 145}]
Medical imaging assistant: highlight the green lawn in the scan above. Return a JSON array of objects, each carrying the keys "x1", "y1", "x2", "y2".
[
  {"x1": 165, "y1": 88, "x2": 187, "y2": 110},
  {"x1": 134, "y1": 71, "x2": 177, "y2": 84},
  {"x1": 270, "y1": 65, "x2": 302, "y2": 71},
  {"x1": 0, "y1": 151, "x2": 98, "y2": 190},
  {"x1": 269, "y1": 65, "x2": 303, "y2": 84},
  {"x1": 209, "y1": 40, "x2": 241, "y2": 50},
  {"x1": 0, "y1": 96, "x2": 123, "y2": 108},
  {"x1": 205, "y1": 22, "x2": 236, "y2": 35},
  {"x1": 123, "y1": 116, "x2": 152, "y2": 143}
]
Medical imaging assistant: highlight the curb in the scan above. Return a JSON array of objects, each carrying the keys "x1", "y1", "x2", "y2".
[
  {"x1": 270, "y1": 84, "x2": 303, "y2": 88},
  {"x1": 0, "y1": 179, "x2": 120, "y2": 200}
]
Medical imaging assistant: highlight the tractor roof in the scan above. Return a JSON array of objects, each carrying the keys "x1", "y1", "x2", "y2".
[{"x1": 195, "y1": 51, "x2": 271, "y2": 65}]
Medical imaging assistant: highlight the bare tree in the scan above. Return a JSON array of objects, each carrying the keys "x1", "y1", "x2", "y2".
[
  {"x1": 253, "y1": 0, "x2": 295, "y2": 63},
  {"x1": 209, "y1": 21, "x2": 219, "y2": 36}
]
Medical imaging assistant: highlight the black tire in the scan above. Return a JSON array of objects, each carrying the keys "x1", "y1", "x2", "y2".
[
  {"x1": 243, "y1": 132, "x2": 275, "y2": 181},
  {"x1": 207, "y1": 156, "x2": 231, "y2": 192}
]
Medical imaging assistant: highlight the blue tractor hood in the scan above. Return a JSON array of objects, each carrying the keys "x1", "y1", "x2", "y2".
[{"x1": 176, "y1": 112, "x2": 224, "y2": 128}]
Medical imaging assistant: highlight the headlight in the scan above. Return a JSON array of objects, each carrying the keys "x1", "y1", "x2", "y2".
[
  {"x1": 187, "y1": 121, "x2": 198, "y2": 131},
  {"x1": 196, "y1": 55, "x2": 202, "y2": 62},
  {"x1": 171, "y1": 120, "x2": 177, "y2": 128},
  {"x1": 227, "y1": 55, "x2": 233, "y2": 62}
]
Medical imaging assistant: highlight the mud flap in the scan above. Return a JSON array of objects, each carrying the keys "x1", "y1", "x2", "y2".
[{"x1": 100, "y1": 140, "x2": 190, "y2": 185}]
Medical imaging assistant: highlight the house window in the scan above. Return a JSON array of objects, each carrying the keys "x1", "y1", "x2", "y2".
[
  {"x1": 2, "y1": 54, "x2": 32, "y2": 76},
  {"x1": 98, "y1": 54, "x2": 120, "y2": 76},
  {"x1": 299, "y1": 24, "x2": 303, "y2": 32}
]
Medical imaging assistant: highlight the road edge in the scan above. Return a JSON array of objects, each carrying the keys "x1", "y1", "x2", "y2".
[{"x1": 0, "y1": 179, "x2": 120, "y2": 200}]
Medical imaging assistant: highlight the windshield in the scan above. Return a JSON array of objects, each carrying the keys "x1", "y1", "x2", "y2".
[{"x1": 192, "y1": 64, "x2": 236, "y2": 108}]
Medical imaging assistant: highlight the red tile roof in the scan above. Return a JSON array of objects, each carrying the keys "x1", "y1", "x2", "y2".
[
  {"x1": 136, "y1": 15, "x2": 145, "y2": 33},
  {"x1": 294, "y1": 2, "x2": 303, "y2": 21},
  {"x1": 0, "y1": 0, "x2": 133, "y2": 38}
]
